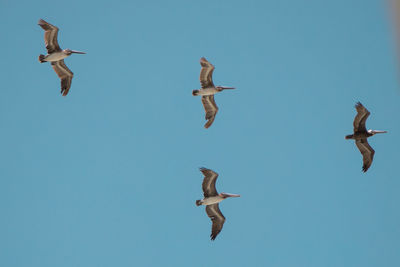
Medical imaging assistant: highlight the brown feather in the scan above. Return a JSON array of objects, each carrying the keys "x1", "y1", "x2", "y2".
[
  {"x1": 353, "y1": 102, "x2": 370, "y2": 133},
  {"x1": 355, "y1": 139, "x2": 375, "y2": 172},
  {"x1": 199, "y1": 57, "x2": 215, "y2": 89},
  {"x1": 51, "y1": 60, "x2": 74, "y2": 96},
  {"x1": 201, "y1": 95, "x2": 218, "y2": 129},
  {"x1": 38, "y1": 19, "x2": 61, "y2": 54},
  {"x1": 205, "y1": 204, "x2": 225, "y2": 240},
  {"x1": 200, "y1": 167, "x2": 219, "y2": 198}
]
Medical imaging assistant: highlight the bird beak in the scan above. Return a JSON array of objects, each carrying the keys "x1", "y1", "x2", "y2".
[
  {"x1": 374, "y1": 130, "x2": 387, "y2": 134},
  {"x1": 226, "y1": 193, "x2": 240, "y2": 198},
  {"x1": 70, "y1": 50, "x2": 86, "y2": 54},
  {"x1": 221, "y1": 87, "x2": 235, "y2": 89}
]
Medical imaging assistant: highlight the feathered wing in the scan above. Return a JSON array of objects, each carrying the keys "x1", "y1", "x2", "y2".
[
  {"x1": 353, "y1": 102, "x2": 370, "y2": 133},
  {"x1": 199, "y1": 57, "x2": 215, "y2": 88},
  {"x1": 205, "y1": 204, "x2": 226, "y2": 240},
  {"x1": 38, "y1": 19, "x2": 61, "y2": 54},
  {"x1": 201, "y1": 95, "x2": 218, "y2": 129},
  {"x1": 200, "y1": 167, "x2": 219, "y2": 197},
  {"x1": 51, "y1": 60, "x2": 74, "y2": 96},
  {"x1": 355, "y1": 139, "x2": 375, "y2": 172}
]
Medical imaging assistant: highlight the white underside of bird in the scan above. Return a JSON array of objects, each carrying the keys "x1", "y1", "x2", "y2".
[
  {"x1": 196, "y1": 88, "x2": 218, "y2": 96},
  {"x1": 44, "y1": 52, "x2": 68, "y2": 62},
  {"x1": 199, "y1": 196, "x2": 224, "y2": 205}
]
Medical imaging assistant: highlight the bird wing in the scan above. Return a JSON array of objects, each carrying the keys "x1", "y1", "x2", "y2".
[
  {"x1": 38, "y1": 19, "x2": 61, "y2": 54},
  {"x1": 353, "y1": 102, "x2": 370, "y2": 133},
  {"x1": 199, "y1": 57, "x2": 215, "y2": 88},
  {"x1": 201, "y1": 95, "x2": 218, "y2": 129},
  {"x1": 51, "y1": 60, "x2": 74, "y2": 96},
  {"x1": 200, "y1": 167, "x2": 219, "y2": 197},
  {"x1": 355, "y1": 139, "x2": 375, "y2": 172},
  {"x1": 205, "y1": 204, "x2": 226, "y2": 241}
]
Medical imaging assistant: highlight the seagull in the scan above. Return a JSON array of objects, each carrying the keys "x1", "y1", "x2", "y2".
[
  {"x1": 38, "y1": 19, "x2": 85, "y2": 96},
  {"x1": 196, "y1": 167, "x2": 240, "y2": 240},
  {"x1": 192, "y1": 57, "x2": 235, "y2": 128},
  {"x1": 345, "y1": 102, "x2": 387, "y2": 172}
]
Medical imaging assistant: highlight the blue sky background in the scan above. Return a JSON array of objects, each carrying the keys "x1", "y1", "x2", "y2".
[{"x1": 1, "y1": 0, "x2": 400, "y2": 266}]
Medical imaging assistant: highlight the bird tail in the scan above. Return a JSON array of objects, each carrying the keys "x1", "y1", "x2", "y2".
[
  {"x1": 195, "y1": 200, "x2": 202, "y2": 206},
  {"x1": 38, "y1": 54, "x2": 46, "y2": 63},
  {"x1": 345, "y1": 134, "x2": 354, "y2": 140},
  {"x1": 192, "y1": 90, "x2": 199, "y2": 96}
]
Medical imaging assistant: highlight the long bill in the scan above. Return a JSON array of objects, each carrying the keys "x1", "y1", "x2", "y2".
[
  {"x1": 222, "y1": 193, "x2": 240, "y2": 198},
  {"x1": 373, "y1": 130, "x2": 387, "y2": 134},
  {"x1": 220, "y1": 86, "x2": 235, "y2": 89},
  {"x1": 70, "y1": 50, "x2": 86, "y2": 54}
]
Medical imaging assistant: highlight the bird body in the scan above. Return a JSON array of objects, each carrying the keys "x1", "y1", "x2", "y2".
[
  {"x1": 40, "y1": 51, "x2": 69, "y2": 62},
  {"x1": 197, "y1": 196, "x2": 223, "y2": 206},
  {"x1": 193, "y1": 87, "x2": 219, "y2": 96},
  {"x1": 196, "y1": 195, "x2": 226, "y2": 206},
  {"x1": 345, "y1": 131, "x2": 374, "y2": 140}
]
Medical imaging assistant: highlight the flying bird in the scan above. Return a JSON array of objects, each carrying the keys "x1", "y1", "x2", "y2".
[
  {"x1": 196, "y1": 167, "x2": 240, "y2": 240},
  {"x1": 192, "y1": 57, "x2": 235, "y2": 128},
  {"x1": 38, "y1": 19, "x2": 86, "y2": 96},
  {"x1": 345, "y1": 102, "x2": 387, "y2": 172}
]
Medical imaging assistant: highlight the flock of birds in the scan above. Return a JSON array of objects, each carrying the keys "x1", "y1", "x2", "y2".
[{"x1": 38, "y1": 19, "x2": 387, "y2": 240}]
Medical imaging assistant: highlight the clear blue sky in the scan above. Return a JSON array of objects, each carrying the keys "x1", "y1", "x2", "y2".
[{"x1": 1, "y1": 0, "x2": 400, "y2": 266}]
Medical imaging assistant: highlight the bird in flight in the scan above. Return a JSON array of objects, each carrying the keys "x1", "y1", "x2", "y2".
[
  {"x1": 38, "y1": 19, "x2": 86, "y2": 96},
  {"x1": 196, "y1": 167, "x2": 240, "y2": 240},
  {"x1": 192, "y1": 57, "x2": 235, "y2": 128},
  {"x1": 345, "y1": 102, "x2": 387, "y2": 172}
]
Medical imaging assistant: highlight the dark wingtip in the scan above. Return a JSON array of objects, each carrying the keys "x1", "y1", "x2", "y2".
[
  {"x1": 362, "y1": 165, "x2": 369, "y2": 173},
  {"x1": 61, "y1": 89, "x2": 69, "y2": 96},
  {"x1": 199, "y1": 167, "x2": 209, "y2": 172},
  {"x1": 38, "y1": 19, "x2": 48, "y2": 26},
  {"x1": 204, "y1": 120, "x2": 213, "y2": 129}
]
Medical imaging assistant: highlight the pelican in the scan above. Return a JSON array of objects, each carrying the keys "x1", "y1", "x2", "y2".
[
  {"x1": 38, "y1": 19, "x2": 85, "y2": 96},
  {"x1": 192, "y1": 57, "x2": 235, "y2": 128},
  {"x1": 345, "y1": 102, "x2": 387, "y2": 172},
  {"x1": 196, "y1": 167, "x2": 240, "y2": 240}
]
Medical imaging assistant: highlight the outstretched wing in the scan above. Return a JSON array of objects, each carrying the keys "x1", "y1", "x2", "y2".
[
  {"x1": 200, "y1": 167, "x2": 219, "y2": 197},
  {"x1": 51, "y1": 60, "x2": 74, "y2": 96},
  {"x1": 355, "y1": 139, "x2": 375, "y2": 172},
  {"x1": 205, "y1": 204, "x2": 226, "y2": 240},
  {"x1": 38, "y1": 19, "x2": 61, "y2": 54},
  {"x1": 201, "y1": 95, "x2": 218, "y2": 129},
  {"x1": 353, "y1": 102, "x2": 370, "y2": 133},
  {"x1": 199, "y1": 57, "x2": 215, "y2": 88}
]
